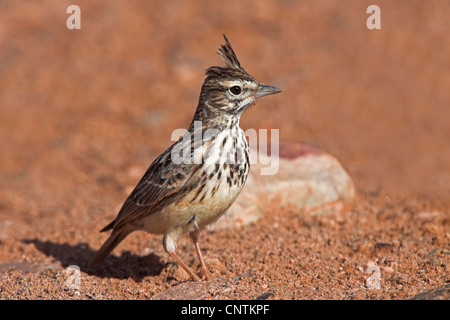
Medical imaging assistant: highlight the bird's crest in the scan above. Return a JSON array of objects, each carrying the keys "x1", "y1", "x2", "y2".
[
  {"x1": 205, "y1": 35, "x2": 253, "y2": 80},
  {"x1": 218, "y1": 34, "x2": 244, "y2": 71}
]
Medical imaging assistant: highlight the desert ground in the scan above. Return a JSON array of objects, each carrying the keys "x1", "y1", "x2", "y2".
[{"x1": 0, "y1": 0, "x2": 448, "y2": 300}]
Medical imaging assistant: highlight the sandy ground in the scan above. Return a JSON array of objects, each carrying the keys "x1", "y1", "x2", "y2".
[{"x1": 0, "y1": 0, "x2": 449, "y2": 299}]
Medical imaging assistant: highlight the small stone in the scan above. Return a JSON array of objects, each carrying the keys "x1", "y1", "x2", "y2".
[
  {"x1": 416, "y1": 211, "x2": 441, "y2": 221},
  {"x1": 383, "y1": 266, "x2": 394, "y2": 274}
]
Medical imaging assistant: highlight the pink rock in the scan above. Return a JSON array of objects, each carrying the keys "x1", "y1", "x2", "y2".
[{"x1": 216, "y1": 143, "x2": 355, "y2": 228}]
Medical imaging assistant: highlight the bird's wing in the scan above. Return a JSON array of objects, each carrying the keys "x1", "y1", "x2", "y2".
[{"x1": 106, "y1": 138, "x2": 206, "y2": 232}]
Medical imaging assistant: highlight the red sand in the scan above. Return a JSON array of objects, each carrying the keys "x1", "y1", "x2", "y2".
[{"x1": 0, "y1": 0, "x2": 448, "y2": 299}]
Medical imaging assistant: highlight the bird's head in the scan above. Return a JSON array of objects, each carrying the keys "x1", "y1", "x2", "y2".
[{"x1": 196, "y1": 35, "x2": 282, "y2": 122}]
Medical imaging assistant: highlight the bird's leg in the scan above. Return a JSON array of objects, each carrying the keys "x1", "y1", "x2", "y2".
[
  {"x1": 190, "y1": 231, "x2": 210, "y2": 281},
  {"x1": 168, "y1": 251, "x2": 197, "y2": 280}
]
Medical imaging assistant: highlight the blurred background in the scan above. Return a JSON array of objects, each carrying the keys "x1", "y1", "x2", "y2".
[{"x1": 1, "y1": 0, "x2": 450, "y2": 225}]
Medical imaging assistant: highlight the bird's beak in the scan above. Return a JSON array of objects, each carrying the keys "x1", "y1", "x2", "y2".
[{"x1": 255, "y1": 84, "x2": 283, "y2": 99}]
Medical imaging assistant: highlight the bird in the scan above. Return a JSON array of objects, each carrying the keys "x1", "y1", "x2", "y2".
[{"x1": 89, "y1": 35, "x2": 282, "y2": 280}]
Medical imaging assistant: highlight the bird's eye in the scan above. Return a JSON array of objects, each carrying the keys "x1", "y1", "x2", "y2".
[{"x1": 229, "y1": 86, "x2": 242, "y2": 95}]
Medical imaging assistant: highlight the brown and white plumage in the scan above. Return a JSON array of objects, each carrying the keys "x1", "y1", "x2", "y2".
[{"x1": 89, "y1": 35, "x2": 282, "y2": 280}]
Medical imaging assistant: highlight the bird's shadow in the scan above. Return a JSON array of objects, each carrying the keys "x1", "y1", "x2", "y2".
[{"x1": 22, "y1": 239, "x2": 165, "y2": 282}]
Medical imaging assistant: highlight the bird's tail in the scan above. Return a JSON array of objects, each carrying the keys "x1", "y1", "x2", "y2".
[{"x1": 88, "y1": 229, "x2": 129, "y2": 267}]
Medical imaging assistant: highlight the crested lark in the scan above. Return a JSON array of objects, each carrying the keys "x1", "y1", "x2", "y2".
[{"x1": 89, "y1": 35, "x2": 282, "y2": 280}]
